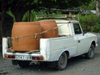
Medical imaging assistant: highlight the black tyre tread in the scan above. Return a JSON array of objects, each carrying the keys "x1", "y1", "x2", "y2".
[
  {"x1": 56, "y1": 52, "x2": 68, "y2": 70},
  {"x1": 85, "y1": 44, "x2": 95, "y2": 59}
]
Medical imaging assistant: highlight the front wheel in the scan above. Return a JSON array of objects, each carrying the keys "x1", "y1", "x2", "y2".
[
  {"x1": 85, "y1": 44, "x2": 95, "y2": 59},
  {"x1": 56, "y1": 52, "x2": 68, "y2": 70}
]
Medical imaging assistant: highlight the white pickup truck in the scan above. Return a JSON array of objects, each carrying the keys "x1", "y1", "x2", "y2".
[{"x1": 2, "y1": 20, "x2": 98, "y2": 70}]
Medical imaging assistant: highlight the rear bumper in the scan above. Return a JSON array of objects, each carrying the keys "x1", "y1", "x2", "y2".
[
  {"x1": 4, "y1": 52, "x2": 44, "y2": 61},
  {"x1": 2, "y1": 37, "x2": 47, "y2": 61}
]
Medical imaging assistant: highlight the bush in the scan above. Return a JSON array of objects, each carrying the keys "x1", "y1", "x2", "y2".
[
  {"x1": 79, "y1": 14, "x2": 100, "y2": 33},
  {"x1": 95, "y1": 24, "x2": 100, "y2": 32},
  {"x1": 22, "y1": 10, "x2": 38, "y2": 21}
]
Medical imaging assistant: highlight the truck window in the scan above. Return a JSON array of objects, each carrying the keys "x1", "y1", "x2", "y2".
[{"x1": 73, "y1": 23, "x2": 82, "y2": 34}]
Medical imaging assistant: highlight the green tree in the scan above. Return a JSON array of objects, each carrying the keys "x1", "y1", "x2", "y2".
[{"x1": 55, "y1": 0, "x2": 92, "y2": 9}]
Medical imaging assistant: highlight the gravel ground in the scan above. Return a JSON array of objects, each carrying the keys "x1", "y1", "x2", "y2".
[{"x1": 0, "y1": 33, "x2": 100, "y2": 75}]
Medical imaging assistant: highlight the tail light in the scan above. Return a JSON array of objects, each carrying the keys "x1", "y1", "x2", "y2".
[
  {"x1": 5, "y1": 54, "x2": 15, "y2": 59},
  {"x1": 8, "y1": 55, "x2": 15, "y2": 58},
  {"x1": 4, "y1": 54, "x2": 8, "y2": 59},
  {"x1": 32, "y1": 56, "x2": 43, "y2": 60}
]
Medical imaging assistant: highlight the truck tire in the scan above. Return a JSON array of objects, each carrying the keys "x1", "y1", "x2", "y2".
[
  {"x1": 85, "y1": 44, "x2": 95, "y2": 59},
  {"x1": 18, "y1": 61, "x2": 30, "y2": 68},
  {"x1": 56, "y1": 52, "x2": 68, "y2": 70}
]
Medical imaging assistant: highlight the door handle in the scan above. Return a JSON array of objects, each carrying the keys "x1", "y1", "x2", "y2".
[{"x1": 78, "y1": 40, "x2": 80, "y2": 43}]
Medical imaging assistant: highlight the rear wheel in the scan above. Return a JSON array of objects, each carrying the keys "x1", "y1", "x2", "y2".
[
  {"x1": 18, "y1": 61, "x2": 30, "y2": 68},
  {"x1": 56, "y1": 52, "x2": 68, "y2": 70},
  {"x1": 85, "y1": 44, "x2": 95, "y2": 59}
]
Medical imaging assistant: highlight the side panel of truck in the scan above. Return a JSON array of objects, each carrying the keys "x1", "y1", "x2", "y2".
[{"x1": 41, "y1": 36, "x2": 77, "y2": 61}]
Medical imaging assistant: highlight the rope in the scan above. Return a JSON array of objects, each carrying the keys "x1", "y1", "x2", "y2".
[{"x1": 8, "y1": 26, "x2": 58, "y2": 40}]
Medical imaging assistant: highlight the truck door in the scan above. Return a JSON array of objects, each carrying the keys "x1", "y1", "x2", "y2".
[{"x1": 73, "y1": 23, "x2": 87, "y2": 55}]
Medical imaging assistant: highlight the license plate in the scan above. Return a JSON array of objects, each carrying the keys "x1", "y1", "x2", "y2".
[{"x1": 15, "y1": 55, "x2": 31, "y2": 60}]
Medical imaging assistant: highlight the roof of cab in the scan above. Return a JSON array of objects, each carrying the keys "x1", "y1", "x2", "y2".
[
  {"x1": 55, "y1": 20, "x2": 79, "y2": 24},
  {"x1": 40, "y1": 19, "x2": 79, "y2": 24}
]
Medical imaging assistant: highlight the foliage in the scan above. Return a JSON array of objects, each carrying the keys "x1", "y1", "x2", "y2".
[
  {"x1": 56, "y1": 0, "x2": 92, "y2": 9},
  {"x1": 80, "y1": 0, "x2": 96, "y2": 11},
  {"x1": 22, "y1": 10, "x2": 36, "y2": 22},
  {"x1": 22, "y1": 10, "x2": 62, "y2": 21},
  {"x1": 2, "y1": 0, "x2": 100, "y2": 33},
  {"x1": 79, "y1": 14, "x2": 100, "y2": 32},
  {"x1": 6, "y1": 10, "x2": 15, "y2": 22},
  {"x1": 1, "y1": 0, "x2": 92, "y2": 21}
]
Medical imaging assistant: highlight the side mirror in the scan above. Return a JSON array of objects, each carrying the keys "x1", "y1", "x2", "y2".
[{"x1": 83, "y1": 31, "x2": 87, "y2": 35}]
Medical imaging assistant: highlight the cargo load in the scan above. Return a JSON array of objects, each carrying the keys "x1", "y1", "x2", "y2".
[
  {"x1": 12, "y1": 22, "x2": 42, "y2": 51},
  {"x1": 11, "y1": 21, "x2": 58, "y2": 52},
  {"x1": 39, "y1": 20, "x2": 58, "y2": 38}
]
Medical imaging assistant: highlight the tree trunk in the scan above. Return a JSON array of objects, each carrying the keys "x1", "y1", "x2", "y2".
[
  {"x1": 0, "y1": 0, "x2": 5, "y2": 53},
  {"x1": 13, "y1": 10, "x2": 26, "y2": 22},
  {"x1": 0, "y1": 16, "x2": 2, "y2": 53},
  {"x1": 29, "y1": 10, "x2": 31, "y2": 22},
  {"x1": 96, "y1": 0, "x2": 99, "y2": 16}
]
